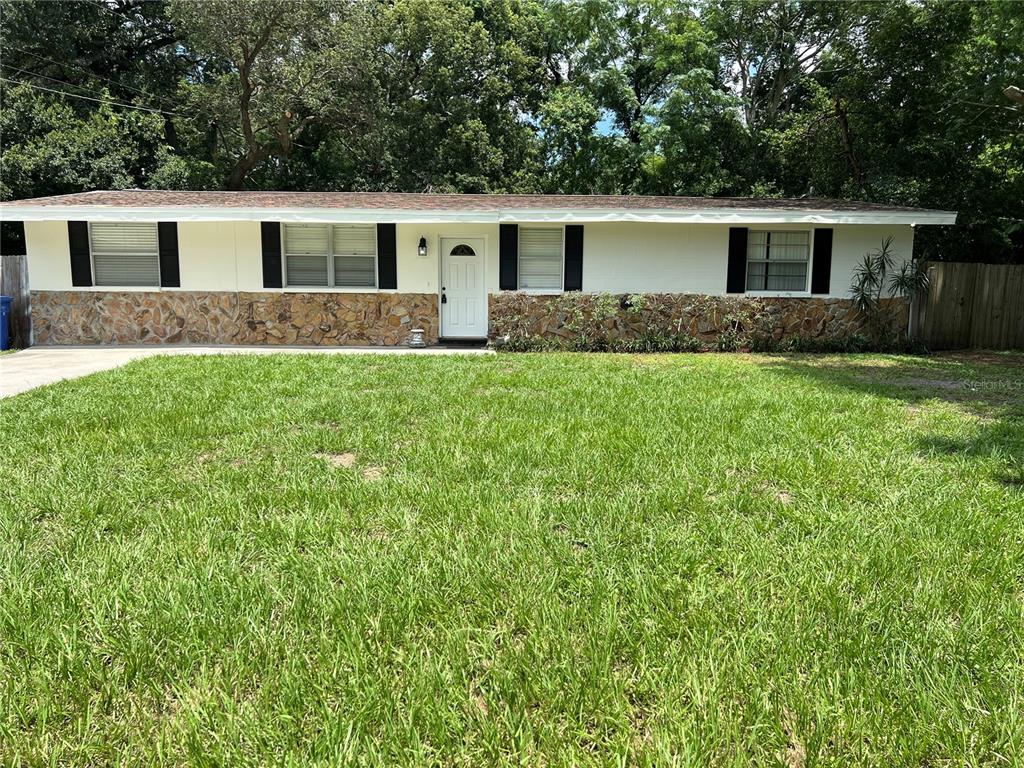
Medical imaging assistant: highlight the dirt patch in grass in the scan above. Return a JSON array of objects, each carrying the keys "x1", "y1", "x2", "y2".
[
  {"x1": 755, "y1": 481, "x2": 793, "y2": 505},
  {"x1": 361, "y1": 466, "x2": 385, "y2": 481},
  {"x1": 470, "y1": 683, "x2": 489, "y2": 717},
  {"x1": 314, "y1": 452, "x2": 385, "y2": 480},
  {"x1": 315, "y1": 452, "x2": 357, "y2": 468},
  {"x1": 779, "y1": 707, "x2": 806, "y2": 768},
  {"x1": 933, "y1": 351, "x2": 1024, "y2": 368}
]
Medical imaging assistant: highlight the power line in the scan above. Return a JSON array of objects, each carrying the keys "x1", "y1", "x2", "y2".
[
  {"x1": 0, "y1": 76, "x2": 189, "y2": 118},
  {"x1": 1, "y1": 64, "x2": 179, "y2": 115},
  {"x1": 4, "y1": 43, "x2": 179, "y2": 109}
]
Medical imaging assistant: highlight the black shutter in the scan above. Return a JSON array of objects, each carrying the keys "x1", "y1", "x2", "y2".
[
  {"x1": 810, "y1": 228, "x2": 833, "y2": 295},
  {"x1": 68, "y1": 221, "x2": 92, "y2": 287},
  {"x1": 157, "y1": 222, "x2": 180, "y2": 288},
  {"x1": 499, "y1": 224, "x2": 518, "y2": 290},
  {"x1": 376, "y1": 223, "x2": 397, "y2": 289},
  {"x1": 726, "y1": 227, "x2": 748, "y2": 294},
  {"x1": 261, "y1": 222, "x2": 283, "y2": 289},
  {"x1": 564, "y1": 225, "x2": 584, "y2": 292}
]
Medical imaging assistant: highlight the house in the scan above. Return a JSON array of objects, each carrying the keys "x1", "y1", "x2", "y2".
[{"x1": 1, "y1": 190, "x2": 956, "y2": 346}]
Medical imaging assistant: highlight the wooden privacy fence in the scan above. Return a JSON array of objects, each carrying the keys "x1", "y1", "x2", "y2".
[
  {"x1": 915, "y1": 262, "x2": 1024, "y2": 350},
  {"x1": 1, "y1": 253, "x2": 31, "y2": 348}
]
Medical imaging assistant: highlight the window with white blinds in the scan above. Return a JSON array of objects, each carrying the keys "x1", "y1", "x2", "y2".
[
  {"x1": 283, "y1": 223, "x2": 377, "y2": 288},
  {"x1": 332, "y1": 225, "x2": 376, "y2": 288},
  {"x1": 745, "y1": 230, "x2": 810, "y2": 292},
  {"x1": 518, "y1": 227, "x2": 563, "y2": 291},
  {"x1": 89, "y1": 223, "x2": 160, "y2": 286},
  {"x1": 284, "y1": 224, "x2": 329, "y2": 286}
]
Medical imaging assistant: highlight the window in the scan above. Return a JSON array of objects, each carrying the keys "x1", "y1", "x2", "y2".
[
  {"x1": 746, "y1": 231, "x2": 810, "y2": 292},
  {"x1": 519, "y1": 227, "x2": 562, "y2": 291},
  {"x1": 283, "y1": 223, "x2": 377, "y2": 288},
  {"x1": 332, "y1": 225, "x2": 377, "y2": 288},
  {"x1": 90, "y1": 223, "x2": 160, "y2": 286}
]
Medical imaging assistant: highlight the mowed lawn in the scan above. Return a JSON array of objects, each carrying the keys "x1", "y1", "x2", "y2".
[{"x1": 1, "y1": 352, "x2": 1023, "y2": 766}]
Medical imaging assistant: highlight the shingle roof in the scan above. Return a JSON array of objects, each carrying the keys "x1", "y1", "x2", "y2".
[{"x1": 2, "y1": 189, "x2": 947, "y2": 214}]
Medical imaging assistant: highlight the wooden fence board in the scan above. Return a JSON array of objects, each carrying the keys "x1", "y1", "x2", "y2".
[
  {"x1": 918, "y1": 262, "x2": 1024, "y2": 350},
  {"x1": 0, "y1": 253, "x2": 30, "y2": 348}
]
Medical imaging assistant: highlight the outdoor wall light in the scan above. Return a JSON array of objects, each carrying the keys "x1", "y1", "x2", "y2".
[{"x1": 417, "y1": 237, "x2": 428, "y2": 257}]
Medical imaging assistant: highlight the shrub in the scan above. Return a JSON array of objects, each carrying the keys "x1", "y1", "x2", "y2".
[
  {"x1": 491, "y1": 291, "x2": 924, "y2": 355},
  {"x1": 747, "y1": 334, "x2": 928, "y2": 354},
  {"x1": 850, "y1": 237, "x2": 929, "y2": 345}
]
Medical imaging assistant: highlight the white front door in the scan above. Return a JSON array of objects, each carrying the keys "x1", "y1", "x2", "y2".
[{"x1": 440, "y1": 237, "x2": 486, "y2": 338}]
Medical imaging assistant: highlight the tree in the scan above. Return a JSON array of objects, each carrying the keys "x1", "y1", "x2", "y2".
[
  {"x1": 0, "y1": 82, "x2": 170, "y2": 201},
  {"x1": 850, "y1": 237, "x2": 929, "y2": 343},
  {"x1": 767, "y1": 0, "x2": 1024, "y2": 261},
  {"x1": 1, "y1": 0, "x2": 1021, "y2": 263},
  {"x1": 169, "y1": 0, "x2": 370, "y2": 190},
  {"x1": 304, "y1": 0, "x2": 548, "y2": 193},
  {"x1": 704, "y1": 0, "x2": 864, "y2": 132},
  {"x1": 537, "y1": 0, "x2": 719, "y2": 193}
]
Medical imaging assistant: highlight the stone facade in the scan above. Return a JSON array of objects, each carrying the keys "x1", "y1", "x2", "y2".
[
  {"x1": 30, "y1": 291, "x2": 438, "y2": 346},
  {"x1": 489, "y1": 292, "x2": 909, "y2": 346},
  {"x1": 28, "y1": 289, "x2": 908, "y2": 348}
]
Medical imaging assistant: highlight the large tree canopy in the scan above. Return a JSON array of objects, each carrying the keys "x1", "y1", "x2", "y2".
[{"x1": 1, "y1": 0, "x2": 1021, "y2": 261}]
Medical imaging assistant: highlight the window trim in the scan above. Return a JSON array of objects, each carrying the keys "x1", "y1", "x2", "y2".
[
  {"x1": 745, "y1": 229, "x2": 811, "y2": 294},
  {"x1": 517, "y1": 225, "x2": 565, "y2": 293},
  {"x1": 281, "y1": 223, "x2": 379, "y2": 290},
  {"x1": 88, "y1": 221, "x2": 161, "y2": 288}
]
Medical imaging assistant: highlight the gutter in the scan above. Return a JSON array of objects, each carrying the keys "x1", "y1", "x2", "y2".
[{"x1": 0, "y1": 205, "x2": 958, "y2": 226}]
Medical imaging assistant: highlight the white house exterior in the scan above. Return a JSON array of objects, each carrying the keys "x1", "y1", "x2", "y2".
[{"x1": 1, "y1": 191, "x2": 956, "y2": 346}]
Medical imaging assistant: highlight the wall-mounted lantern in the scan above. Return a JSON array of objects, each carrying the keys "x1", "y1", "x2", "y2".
[{"x1": 417, "y1": 237, "x2": 428, "y2": 257}]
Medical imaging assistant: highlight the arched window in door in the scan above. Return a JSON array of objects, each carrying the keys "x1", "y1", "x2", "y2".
[{"x1": 449, "y1": 243, "x2": 476, "y2": 256}]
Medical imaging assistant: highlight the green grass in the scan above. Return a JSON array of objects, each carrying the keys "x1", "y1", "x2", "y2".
[{"x1": 2, "y1": 352, "x2": 1023, "y2": 766}]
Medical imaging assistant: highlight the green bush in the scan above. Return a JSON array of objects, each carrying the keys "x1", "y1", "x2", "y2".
[
  {"x1": 748, "y1": 333, "x2": 928, "y2": 354},
  {"x1": 492, "y1": 292, "x2": 924, "y2": 355}
]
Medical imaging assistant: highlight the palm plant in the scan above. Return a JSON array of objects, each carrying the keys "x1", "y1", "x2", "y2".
[{"x1": 850, "y1": 237, "x2": 930, "y2": 343}]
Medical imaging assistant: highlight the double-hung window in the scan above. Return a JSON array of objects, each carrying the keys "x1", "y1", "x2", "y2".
[
  {"x1": 283, "y1": 223, "x2": 377, "y2": 288},
  {"x1": 90, "y1": 223, "x2": 160, "y2": 287},
  {"x1": 746, "y1": 230, "x2": 810, "y2": 292},
  {"x1": 518, "y1": 227, "x2": 563, "y2": 291}
]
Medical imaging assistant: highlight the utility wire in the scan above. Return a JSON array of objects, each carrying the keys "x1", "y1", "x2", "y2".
[
  {"x1": 4, "y1": 43, "x2": 180, "y2": 109},
  {"x1": 1, "y1": 64, "x2": 181, "y2": 116},
  {"x1": 0, "y1": 76, "x2": 189, "y2": 118}
]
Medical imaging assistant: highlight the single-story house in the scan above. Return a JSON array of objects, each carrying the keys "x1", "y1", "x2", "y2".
[{"x1": 1, "y1": 190, "x2": 956, "y2": 346}]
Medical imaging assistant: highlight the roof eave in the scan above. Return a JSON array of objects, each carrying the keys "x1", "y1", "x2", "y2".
[{"x1": 0, "y1": 204, "x2": 958, "y2": 226}]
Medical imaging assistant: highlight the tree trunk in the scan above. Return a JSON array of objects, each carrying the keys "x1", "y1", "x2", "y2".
[
  {"x1": 225, "y1": 150, "x2": 265, "y2": 190},
  {"x1": 834, "y1": 97, "x2": 865, "y2": 194}
]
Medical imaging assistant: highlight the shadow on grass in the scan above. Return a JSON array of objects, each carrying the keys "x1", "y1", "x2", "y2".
[{"x1": 758, "y1": 352, "x2": 1024, "y2": 487}]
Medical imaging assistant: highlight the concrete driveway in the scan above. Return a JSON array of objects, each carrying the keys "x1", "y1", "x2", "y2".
[{"x1": 0, "y1": 344, "x2": 492, "y2": 398}]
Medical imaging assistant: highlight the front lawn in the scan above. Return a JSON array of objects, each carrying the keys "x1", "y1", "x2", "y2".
[{"x1": 2, "y1": 352, "x2": 1022, "y2": 765}]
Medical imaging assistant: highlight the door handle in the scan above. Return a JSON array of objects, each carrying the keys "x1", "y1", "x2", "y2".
[{"x1": 441, "y1": 287, "x2": 447, "y2": 304}]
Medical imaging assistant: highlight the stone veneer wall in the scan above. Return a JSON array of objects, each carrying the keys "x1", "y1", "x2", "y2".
[
  {"x1": 489, "y1": 293, "x2": 908, "y2": 345},
  {"x1": 31, "y1": 291, "x2": 438, "y2": 346}
]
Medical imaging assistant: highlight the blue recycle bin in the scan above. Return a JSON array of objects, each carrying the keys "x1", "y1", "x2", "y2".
[{"x1": 0, "y1": 295, "x2": 11, "y2": 350}]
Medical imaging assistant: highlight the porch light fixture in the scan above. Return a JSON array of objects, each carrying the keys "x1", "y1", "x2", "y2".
[{"x1": 417, "y1": 237, "x2": 428, "y2": 257}]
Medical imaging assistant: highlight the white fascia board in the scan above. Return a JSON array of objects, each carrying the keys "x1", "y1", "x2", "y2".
[
  {"x1": 0, "y1": 206, "x2": 500, "y2": 224},
  {"x1": 497, "y1": 208, "x2": 958, "y2": 225},
  {"x1": 1, "y1": 204, "x2": 957, "y2": 226}
]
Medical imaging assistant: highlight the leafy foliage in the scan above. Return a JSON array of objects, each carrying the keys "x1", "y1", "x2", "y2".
[
  {"x1": 1, "y1": 0, "x2": 1021, "y2": 260},
  {"x1": 850, "y1": 237, "x2": 930, "y2": 343}
]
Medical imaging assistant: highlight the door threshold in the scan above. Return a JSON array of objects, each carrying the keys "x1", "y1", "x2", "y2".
[{"x1": 437, "y1": 337, "x2": 489, "y2": 348}]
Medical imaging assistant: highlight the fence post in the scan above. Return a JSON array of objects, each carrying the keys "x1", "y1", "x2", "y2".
[{"x1": 0, "y1": 253, "x2": 31, "y2": 348}]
